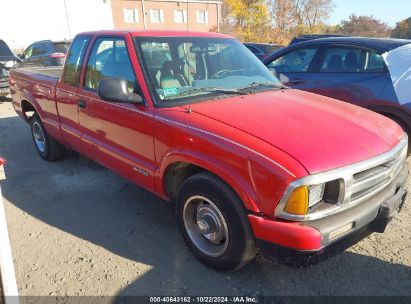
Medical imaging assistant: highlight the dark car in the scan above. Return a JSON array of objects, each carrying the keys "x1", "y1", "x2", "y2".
[
  {"x1": 19, "y1": 40, "x2": 71, "y2": 67},
  {"x1": 263, "y1": 37, "x2": 411, "y2": 135},
  {"x1": 244, "y1": 43, "x2": 283, "y2": 60},
  {"x1": 0, "y1": 39, "x2": 20, "y2": 97},
  {"x1": 289, "y1": 34, "x2": 349, "y2": 46}
]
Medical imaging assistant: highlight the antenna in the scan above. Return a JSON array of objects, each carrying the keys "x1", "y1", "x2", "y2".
[{"x1": 63, "y1": 0, "x2": 72, "y2": 39}]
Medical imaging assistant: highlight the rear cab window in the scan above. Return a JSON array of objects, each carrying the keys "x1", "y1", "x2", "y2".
[
  {"x1": 61, "y1": 35, "x2": 91, "y2": 87},
  {"x1": 320, "y1": 46, "x2": 386, "y2": 73}
]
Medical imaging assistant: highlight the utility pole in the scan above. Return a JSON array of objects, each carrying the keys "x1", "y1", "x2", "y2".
[{"x1": 142, "y1": 0, "x2": 147, "y2": 29}]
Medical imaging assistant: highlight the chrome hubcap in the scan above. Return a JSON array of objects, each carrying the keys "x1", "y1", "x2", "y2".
[
  {"x1": 32, "y1": 121, "x2": 46, "y2": 153},
  {"x1": 183, "y1": 195, "x2": 229, "y2": 257}
]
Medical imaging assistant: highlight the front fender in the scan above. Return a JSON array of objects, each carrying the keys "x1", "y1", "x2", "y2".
[{"x1": 155, "y1": 149, "x2": 261, "y2": 213}]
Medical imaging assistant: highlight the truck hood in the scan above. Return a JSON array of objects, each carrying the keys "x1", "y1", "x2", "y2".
[{"x1": 189, "y1": 89, "x2": 403, "y2": 174}]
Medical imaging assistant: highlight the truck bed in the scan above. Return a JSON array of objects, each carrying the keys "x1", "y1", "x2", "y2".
[{"x1": 13, "y1": 66, "x2": 62, "y2": 80}]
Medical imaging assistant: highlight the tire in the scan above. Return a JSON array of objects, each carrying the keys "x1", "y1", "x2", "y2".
[
  {"x1": 30, "y1": 113, "x2": 66, "y2": 161},
  {"x1": 176, "y1": 172, "x2": 257, "y2": 271}
]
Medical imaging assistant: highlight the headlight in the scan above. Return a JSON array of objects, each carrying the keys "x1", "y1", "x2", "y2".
[
  {"x1": 279, "y1": 179, "x2": 343, "y2": 218},
  {"x1": 308, "y1": 184, "x2": 325, "y2": 207}
]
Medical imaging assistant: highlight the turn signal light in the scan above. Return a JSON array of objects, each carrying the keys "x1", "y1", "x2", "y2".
[{"x1": 284, "y1": 186, "x2": 309, "y2": 215}]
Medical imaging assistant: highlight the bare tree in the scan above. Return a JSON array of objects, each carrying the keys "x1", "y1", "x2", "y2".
[{"x1": 294, "y1": 0, "x2": 334, "y2": 27}]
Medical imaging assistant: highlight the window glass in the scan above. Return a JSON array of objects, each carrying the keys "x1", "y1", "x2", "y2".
[
  {"x1": 32, "y1": 44, "x2": 46, "y2": 56},
  {"x1": 267, "y1": 48, "x2": 317, "y2": 72},
  {"x1": 136, "y1": 37, "x2": 282, "y2": 105},
  {"x1": 364, "y1": 51, "x2": 386, "y2": 72},
  {"x1": 320, "y1": 47, "x2": 386, "y2": 73},
  {"x1": 123, "y1": 8, "x2": 138, "y2": 23},
  {"x1": 84, "y1": 38, "x2": 136, "y2": 93},
  {"x1": 62, "y1": 35, "x2": 91, "y2": 87},
  {"x1": 53, "y1": 42, "x2": 70, "y2": 54},
  {"x1": 245, "y1": 45, "x2": 260, "y2": 54},
  {"x1": 23, "y1": 45, "x2": 34, "y2": 59},
  {"x1": 150, "y1": 9, "x2": 162, "y2": 23},
  {"x1": 258, "y1": 44, "x2": 282, "y2": 54},
  {"x1": 174, "y1": 10, "x2": 185, "y2": 23},
  {"x1": 196, "y1": 10, "x2": 207, "y2": 23}
]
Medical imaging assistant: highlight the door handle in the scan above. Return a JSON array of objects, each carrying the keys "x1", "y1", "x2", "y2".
[{"x1": 78, "y1": 99, "x2": 86, "y2": 109}]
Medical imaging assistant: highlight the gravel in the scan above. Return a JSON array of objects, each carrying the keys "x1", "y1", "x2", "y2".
[{"x1": 0, "y1": 100, "x2": 410, "y2": 297}]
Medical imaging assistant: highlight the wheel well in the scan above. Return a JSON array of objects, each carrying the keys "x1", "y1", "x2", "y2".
[
  {"x1": 21, "y1": 100, "x2": 36, "y2": 121},
  {"x1": 163, "y1": 162, "x2": 206, "y2": 201},
  {"x1": 376, "y1": 111, "x2": 410, "y2": 134}
]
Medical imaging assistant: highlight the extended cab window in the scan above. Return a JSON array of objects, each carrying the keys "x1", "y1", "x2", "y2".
[
  {"x1": 84, "y1": 38, "x2": 136, "y2": 92},
  {"x1": 62, "y1": 35, "x2": 91, "y2": 87},
  {"x1": 267, "y1": 48, "x2": 317, "y2": 73},
  {"x1": 320, "y1": 46, "x2": 386, "y2": 73}
]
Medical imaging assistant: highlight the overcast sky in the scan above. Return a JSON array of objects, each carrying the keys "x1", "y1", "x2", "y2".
[{"x1": 2, "y1": 0, "x2": 113, "y2": 50}]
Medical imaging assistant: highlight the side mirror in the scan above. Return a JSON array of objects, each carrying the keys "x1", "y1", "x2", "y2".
[{"x1": 97, "y1": 77, "x2": 143, "y2": 104}]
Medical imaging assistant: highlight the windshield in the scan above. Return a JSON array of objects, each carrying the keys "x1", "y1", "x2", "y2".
[
  {"x1": 135, "y1": 37, "x2": 283, "y2": 105},
  {"x1": 0, "y1": 40, "x2": 14, "y2": 57}
]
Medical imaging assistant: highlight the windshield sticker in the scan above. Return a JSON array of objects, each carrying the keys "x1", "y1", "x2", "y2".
[{"x1": 163, "y1": 87, "x2": 179, "y2": 97}]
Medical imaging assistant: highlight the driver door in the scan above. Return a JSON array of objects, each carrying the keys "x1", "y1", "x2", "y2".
[
  {"x1": 77, "y1": 35, "x2": 156, "y2": 190},
  {"x1": 266, "y1": 46, "x2": 321, "y2": 89}
]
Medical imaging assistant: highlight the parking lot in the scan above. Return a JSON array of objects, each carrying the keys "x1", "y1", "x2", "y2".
[{"x1": 0, "y1": 98, "x2": 410, "y2": 297}]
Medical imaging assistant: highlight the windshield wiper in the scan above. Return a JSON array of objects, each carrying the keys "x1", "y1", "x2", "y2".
[
  {"x1": 166, "y1": 86, "x2": 250, "y2": 99},
  {"x1": 196, "y1": 87, "x2": 250, "y2": 95},
  {"x1": 238, "y1": 82, "x2": 289, "y2": 92}
]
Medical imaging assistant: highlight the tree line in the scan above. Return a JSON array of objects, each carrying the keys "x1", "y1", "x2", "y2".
[{"x1": 214, "y1": 0, "x2": 411, "y2": 44}]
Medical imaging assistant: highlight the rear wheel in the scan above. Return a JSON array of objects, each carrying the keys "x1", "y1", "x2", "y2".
[
  {"x1": 30, "y1": 113, "x2": 66, "y2": 161},
  {"x1": 176, "y1": 172, "x2": 257, "y2": 271}
]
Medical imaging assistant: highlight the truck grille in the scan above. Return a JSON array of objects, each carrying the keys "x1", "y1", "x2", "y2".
[{"x1": 350, "y1": 142, "x2": 407, "y2": 203}]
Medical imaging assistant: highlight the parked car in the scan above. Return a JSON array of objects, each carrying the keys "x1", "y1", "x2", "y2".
[
  {"x1": 9, "y1": 30, "x2": 408, "y2": 271},
  {"x1": 18, "y1": 40, "x2": 71, "y2": 67},
  {"x1": 0, "y1": 39, "x2": 20, "y2": 97},
  {"x1": 289, "y1": 34, "x2": 349, "y2": 45},
  {"x1": 244, "y1": 43, "x2": 283, "y2": 60},
  {"x1": 263, "y1": 37, "x2": 411, "y2": 136}
]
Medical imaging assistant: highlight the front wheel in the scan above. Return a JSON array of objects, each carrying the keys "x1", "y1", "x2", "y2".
[
  {"x1": 30, "y1": 113, "x2": 66, "y2": 161},
  {"x1": 176, "y1": 172, "x2": 257, "y2": 271}
]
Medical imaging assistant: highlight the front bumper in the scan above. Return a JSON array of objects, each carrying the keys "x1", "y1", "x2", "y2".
[{"x1": 249, "y1": 164, "x2": 409, "y2": 267}]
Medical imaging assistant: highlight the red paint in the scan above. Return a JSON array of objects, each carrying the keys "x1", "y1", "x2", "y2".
[
  {"x1": 248, "y1": 214, "x2": 322, "y2": 250},
  {"x1": 8, "y1": 30, "x2": 404, "y2": 252}
]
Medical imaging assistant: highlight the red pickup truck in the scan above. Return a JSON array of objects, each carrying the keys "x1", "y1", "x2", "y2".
[{"x1": 9, "y1": 30, "x2": 409, "y2": 271}]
